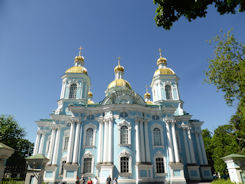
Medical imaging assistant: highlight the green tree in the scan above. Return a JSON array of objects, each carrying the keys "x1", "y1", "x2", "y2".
[
  {"x1": 153, "y1": 0, "x2": 245, "y2": 30},
  {"x1": 211, "y1": 125, "x2": 240, "y2": 175},
  {"x1": 0, "y1": 115, "x2": 33, "y2": 177},
  {"x1": 205, "y1": 30, "x2": 245, "y2": 153},
  {"x1": 202, "y1": 129, "x2": 214, "y2": 171}
]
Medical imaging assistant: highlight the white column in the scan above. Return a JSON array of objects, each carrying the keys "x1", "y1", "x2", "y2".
[
  {"x1": 108, "y1": 119, "x2": 113, "y2": 163},
  {"x1": 48, "y1": 128, "x2": 56, "y2": 164},
  {"x1": 60, "y1": 81, "x2": 65, "y2": 99},
  {"x1": 171, "y1": 122, "x2": 180, "y2": 163},
  {"x1": 144, "y1": 121, "x2": 151, "y2": 163},
  {"x1": 195, "y1": 131, "x2": 204, "y2": 165},
  {"x1": 73, "y1": 122, "x2": 81, "y2": 163},
  {"x1": 183, "y1": 128, "x2": 191, "y2": 164},
  {"x1": 166, "y1": 121, "x2": 174, "y2": 162},
  {"x1": 38, "y1": 133, "x2": 45, "y2": 154},
  {"x1": 199, "y1": 132, "x2": 208, "y2": 165},
  {"x1": 67, "y1": 122, "x2": 75, "y2": 163},
  {"x1": 139, "y1": 120, "x2": 146, "y2": 162},
  {"x1": 187, "y1": 128, "x2": 196, "y2": 163},
  {"x1": 52, "y1": 128, "x2": 61, "y2": 165},
  {"x1": 34, "y1": 132, "x2": 41, "y2": 155},
  {"x1": 135, "y1": 120, "x2": 141, "y2": 163},
  {"x1": 97, "y1": 120, "x2": 103, "y2": 163},
  {"x1": 103, "y1": 121, "x2": 109, "y2": 162}
]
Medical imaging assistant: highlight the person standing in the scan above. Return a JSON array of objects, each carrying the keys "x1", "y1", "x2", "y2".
[
  {"x1": 80, "y1": 175, "x2": 85, "y2": 184},
  {"x1": 106, "y1": 175, "x2": 111, "y2": 184},
  {"x1": 93, "y1": 176, "x2": 99, "y2": 184},
  {"x1": 87, "y1": 177, "x2": 93, "y2": 184},
  {"x1": 112, "y1": 178, "x2": 118, "y2": 184}
]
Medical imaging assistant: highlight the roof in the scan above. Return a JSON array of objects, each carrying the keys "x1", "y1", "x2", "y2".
[
  {"x1": 222, "y1": 154, "x2": 245, "y2": 160},
  {"x1": 26, "y1": 154, "x2": 48, "y2": 160},
  {"x1": 0, "y1": 143, "x2": 14, "y2": 151}
]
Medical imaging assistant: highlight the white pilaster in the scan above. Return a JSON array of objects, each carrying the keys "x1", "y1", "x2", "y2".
[
  {"x1": 172, "y1": 121, "x2": 180, "y2": 163},
  {"x1": 33, "y1": 132, "x2": 41, "y2": 155},
  {"x1": 73, "y1": 122, "x2": 81, "y2": 163},
  {"x1": 139, "y1": 120, "x2": 146, "y2": 162},
  {"x1": 183, "y1": 128, "x2": 191, "y2": 164},
  {"x1": 67, "y1": 121, "x2": 75, "y2": 163},
  {"x1": 199, "y1": 132, "x2": 208, "y2": 165},
  {"x1": 187, "y1": 127, "x2": 196, "y2": 163},
  {"x1": 166, "y1": 121, "x2": 174, "y2": 162},
  {"x1": 97, "y1": 119, "x2": 103, "y2": 163},
  {"x1": 135, "y1": 120, "x2": 141, "y2": 163},
  {"x1": 38, "y1": 133, "x2": 45, "y2": 154},
  {"x1": 103, "y1": 120, "x2": 109, "y2": 162},
  {"x1": 144, "y1": 121, "x2": 151, "y2": 163},
  {"x1": 195, "y1": 131, "x2": 204, "y2": 165},
  {"x1": 52, "y1": 128, "x2": 61, "y2": 165},
  {"x1": 48, "y1": 128, "x2": 56, "y2": 164},
  {"x1": 108, "y1": 118, "x2": 113, "y2": 163}
]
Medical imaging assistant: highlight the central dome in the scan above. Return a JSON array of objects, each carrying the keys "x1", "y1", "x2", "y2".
[
  {"x1": 107, "y1": 79, "x2": 132, "y2": 90},
  {"x1": 154, "y1": 67, "x2": 175, "y2": 76}
]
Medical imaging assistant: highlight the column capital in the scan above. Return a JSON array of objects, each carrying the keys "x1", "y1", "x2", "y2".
[
  {"x1": 68, "y1": 117, "x2": 80, "y2": 124},
  {"x1": 104, "y1": 116, "x2": 113, "y2": 123},
  {"x1": 164, "y1": 117, "x2": 175, "y2": 124},
  {"x1": 135, "y1": 117, "x2": 144, "y2": 122},
  {"x1": 97, "y1": 116, "x2": 104, "y2": 124}
]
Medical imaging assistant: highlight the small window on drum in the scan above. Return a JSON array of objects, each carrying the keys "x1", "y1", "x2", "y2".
[
  {"x1": 152, "y1": 115, "x2": 160, "y2": 120},
  {"x1": 87, "y1": 115, "x2": 94, "y2": 120},
  {"x1": 120, "y1": 112, "x2": 128, "y2": 118}
]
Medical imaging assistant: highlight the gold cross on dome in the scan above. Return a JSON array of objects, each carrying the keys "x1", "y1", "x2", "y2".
[
  {"x1": 159, "y1": 48, "x2": 162, "y2": 58},
  {"x1": 117, "y1": 56, "x2": 121, "y2": 66},
  {"x1": 78, "y1": 46, "x2": 83, "y2": 56}
]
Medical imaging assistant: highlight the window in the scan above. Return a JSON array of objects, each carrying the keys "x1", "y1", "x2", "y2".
[
  {"x1": 69, "y1": 84, "x2": 77, "y2": 99},
  {"x1": 63, "y1": 137, "x2": 69, "y2": 151},
  {"x1": 85, "y1": 128, "x2": 93, "y2": 146},
  {"x1": 156, "y1": 158, "x2": 164, "y2": 173},
  {"x1": 120, "y1": 112, "x2": 128, "y2": 118},
  {"x1": 60, "y1": 160, "x2": 66, "y2": 175},
  {"x1": 153, "y1": 128, "x2": 162, "y2": 146},
  {"x1": 83, "y1": 158, "x2": 92, "y2": 173},
  {"x1": 120, "y1": 157, "x2": 129, "y2": 173},
  {"x1": 120, "y1": 126, "x2": 128, "y2": 144},
  {"x1": 165, "y1": 85, "x2": 172, "y2": 100}
]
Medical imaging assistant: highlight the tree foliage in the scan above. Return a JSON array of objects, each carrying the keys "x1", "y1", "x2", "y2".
[
  {"x1": 0, "y1": 115, "x2": 33, "y2": 177},
  {"x1": 153, "y1": 0, "x2": 245, "y2": 30}
]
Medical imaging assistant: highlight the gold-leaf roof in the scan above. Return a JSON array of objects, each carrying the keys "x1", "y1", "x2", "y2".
[
  {"x1": 154, "y1": 68, "x2": 175, "y2": 76},
  {"x1": 65, "y1": 66, "x2": 88, "y2": 75},
  {"x1": 107, "y1": 79, "x2": 132, "y2": 90}
]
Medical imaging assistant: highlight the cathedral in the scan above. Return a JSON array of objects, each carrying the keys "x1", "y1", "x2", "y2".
[{"x1": 32, "y1": 48, "x2": 212, "y2": 184}]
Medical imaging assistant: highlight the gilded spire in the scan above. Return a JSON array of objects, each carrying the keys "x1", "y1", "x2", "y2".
[
  {"x1": 157, "y1": 48, "x2": 167, "y2": 66},
  {"x1": 114, "y1": 56, "x2": 124, "y2": 73},
  {"x1": 75, "y1": 46, "x2": 84, "y2": 63}
]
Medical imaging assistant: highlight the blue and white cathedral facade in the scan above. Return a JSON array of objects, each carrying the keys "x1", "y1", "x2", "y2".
[{"x1": 32, "y1": 48, "x2": 212, "y2": 184}]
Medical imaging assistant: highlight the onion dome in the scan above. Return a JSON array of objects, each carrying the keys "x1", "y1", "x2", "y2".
[
  {"x1": 108, "y1": 78, "x2": 132, "y2": 90},
  {"x1": 154, "y1": 48, "x2": 175, "y2": 77},
  {"x1": 144, "y1": 86, "x2": 153, "y2": 104},
  {"x1": 107, "y1": 57, "x2": 132, "y2": 90},
  {"x1": 87, "y1": 91, "x2": 94, "y2": 104},
  {"x1": 144, "y1": 92, "x2": 151, "y2": 99},
  {"x1": 65, "y1": 46, "x2": 88, "y2": 75}
]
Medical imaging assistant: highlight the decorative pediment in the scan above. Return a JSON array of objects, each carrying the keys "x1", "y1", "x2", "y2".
[{"x1": 102, "y1": 89, "x2": 145, "y2": 105}]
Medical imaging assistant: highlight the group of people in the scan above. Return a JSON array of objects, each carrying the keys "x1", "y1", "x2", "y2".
[{"x1": 76, "y1": 175, "x2": 118, "y2": 184}]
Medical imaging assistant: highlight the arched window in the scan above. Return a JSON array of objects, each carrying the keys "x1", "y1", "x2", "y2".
[
  {"x1": 155, "y1": 157, "x2": 164, "y2": 173},
  {"x1": 165, "y1": 85, "x2": 172, "y2": 100},
  {"x1": 69, "y1": 84, "x2": 77, "y2": 99},
  {"x1": 120, "y1": 126, "x2": 128, "y2": 144},
  {"x1": 85, "y1": 128, "x2": 93, "y2": 146},
  {"x1": 120, "y1": 156, "x2": 129, "y2": 173},
  {"x1": 83, "y1": 158, "x2": 92, "y2": 174},
  {"x1": 153, "y1": 128, "x2": 162, "y2": 146}
]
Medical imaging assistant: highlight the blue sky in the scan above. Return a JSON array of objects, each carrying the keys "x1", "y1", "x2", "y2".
[{"x1": 0, "y1": 0, "x2": 244, "y2": 142}]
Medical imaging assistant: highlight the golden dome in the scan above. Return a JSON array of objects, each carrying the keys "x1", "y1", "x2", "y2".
[
  {"x1": 146, "y1": 101, "x2": 153, "y2": 105},
  {"x1": 154, "y1": 68, "x2": 175, "y2": 76},
  {"x1": 75, "y1": 55, "x2": 84, "y2": 62},
  {"x1": 65, "y1": 66, "x2": 88, "y2": 75},
  {"x1": 107, "y1": 79, "x2": 132, "y2": 90},
  {"x1": 114, "y1": 65, "x2": 124, "y2": 73},
  {"x1": 144, "y1": 92, "x2": 151, "y2": 99},
  {"x1": 157, "y1": 57, "x2": 167, "y2": 66},
  {"x1": 88, "y1": 91, "x2": 93, "y2": 97},
  {"x1": 88, "y1": 99, "x2": 94, "y2": 104}
]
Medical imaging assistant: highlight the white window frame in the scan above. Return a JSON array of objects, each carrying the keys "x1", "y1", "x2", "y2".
[
  {"x1": 154, "y1": 151, "x2": 167, "y2": 177},
  {"x1": 118, "y1": 120, "x2": 131, "y2": 147},
  {"x1": 62, "y1": 130, "x2": 70, "y2": 152},
  {"x1": 83, "y1": 123, "x2": 96, "y2": 148},
  {"x1": 151, "y1": 124, "x2": 164, "y2": 148},
  {"x1": 69, "y1": 83, "x2": 78, "y2": 99},
  {"x1": 81, "y1": 151, "x2": 94, "y2": 177},
  {"x1": 118, "y1": 150, "x2": 132, "y2": 177}
]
